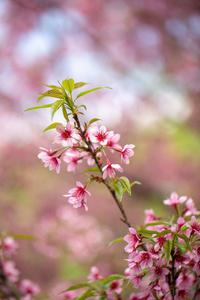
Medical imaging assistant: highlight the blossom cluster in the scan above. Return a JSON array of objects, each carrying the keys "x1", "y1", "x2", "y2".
[
  {"x1": 38, "y1": 121, "x2": 135, "y2": 211},
  {"x1": 0, "y1": 236, "x2": 40, "y2": 300},
  {"x1": 123, "y1": 192, "x2": 200, "y2": 300}
]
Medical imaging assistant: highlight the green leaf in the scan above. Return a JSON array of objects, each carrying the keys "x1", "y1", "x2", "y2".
[
  {"x1": 77, "y1": 104, "x2": 87, "y2": 111},
  {"x1": 76, "y1": 86, "x2": 112, "y2": 100},
  {"x1": 76, "y1": 289, "x2": 94, "y2": 300},
  {"x1": 40, "y1": 82, "x2": 62, "y2": 90},
  {"x1": 177, "y1": 233, "x2": 192, "y2": 252},
  {"x1": 108, "y1": 238, "x2": 124, "y2": 247},
  {"x1": 51, "y1": 100, "x2": 65, "y2": 120},
  {"x1": 43, "y1": 122, "x2": 62, "y2": 134},
  {"x1": 176, "y1": 242, "x2": 187, "y2": 255},
  {"x1": 164, "y1": 239, "x2": 172, "y2": 266},
  {"x1": 12, "y1": 234, "x2": 37, "y2": 241},
  {"x1": 82, "y1": 168, "x2": 101, "y2": 173},
  {"x1": 74, "y1": 82, "x2": 89, "y2": 89},
  {"x1": 146, "y1": 221, "x2": 174, "y2": 227},
  {"x1": 20, "y1": 104, "x2": 52, "y2": 114},
  {"x1": 101, "y1": 275, "x2": 124, "y2": 285},
  {"x1": 61, "y1": 283, "x2": 90, "y2": 293},
  {"x1": 137, "y1": 229, "x2": 159, "y2": 236},
  {"x1": 155, "y1": 230, "x2": 171, "y2": 237},
  {"x1": 130, "y1": 181, "x2": 141, "y2": 187},
  {"x1": 111, "y1": 181, "x2": 124, "y2": 202},
  {"x1": 89, "y1": 118, "x2": 102, "y2": 125},
  {"x1": 62, "y1": 79, "x2": 75, "y2": 94},
  {"x1": 39, "y1": 89, "x2": 64, "y2": 99},
  {"x1": 180, "y1": 224, "x2": 189, "y2": 232},
  {"x1": 119, "y1": 176, "x2": 131, "y2": 198},
  {"x1": 62, "y1": 105, "x2": 69, "y2": 122}
]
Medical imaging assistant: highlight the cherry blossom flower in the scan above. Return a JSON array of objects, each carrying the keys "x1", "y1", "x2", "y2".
[
  {"x1": 87, "y1": 266, "x2": 103, "y2": 282},
  {"x1": 19, "y1": 279, "x2": 40, "y2": 296},
  {"x1": 2, "y1": 261, "x2": 20, "y2": 282},
  {"x1": 0, "y1": 236, "x2": 18, "y2": 257},
  {"x1": 133, "y1": 251, "x2": 153, "y2": 269},
  {"x1": 163, "y1": 192, "x2": 187, "y2": 209},
  {"x1": 88, "y1": 124, "x2": 114, "y2": 145},
  {"x1": 102, "y1": 159, "x2": 123, "y2": 179},
  {"x1": 63, "y1": 181, "x2": 91, "y2": 211},
  {"x1": 150, "y1": 260, "x2": 169, "y2": 282},
  {"x1": 144, "y1": 209, "x2": 159, "y2": 225},
  {"x1": 54, "y1": 121, "x2": 76, "y2": 145},
  {"x1": 124, "y1": 228, "x2": 140, "y2": 253},
  {"x1": 184, "y1": 198, "x2": 198, "y2": 216},
  {"x1": 107, "y1": 279, "x2": 123, "y2": 296},
  {"x1": 38, "y1": 147, "x2": 61, "y2": 173},
  {"x1": 119, "y1": 144, "x2": 135, "y2": 164},
  {"x1": 190, "y1": 216, "x2": 200, "y2": 235},
  {"x1": 63, "y1": 148, "x2": 83, "y2": 172},
  {"x1": 174, "y1": 289, "x2": 192, "y2": 300},
  {"x1": 105, "y1": 133, "x2": 121, "y2": 152},
  {"x1": 130, "y1": 274, "x2": 143, "y2": 289},
  {"x1": 176, "y1": 268, "x2": 195, "y2": 289}
]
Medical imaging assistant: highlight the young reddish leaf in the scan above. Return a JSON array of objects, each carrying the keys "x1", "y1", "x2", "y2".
[
  {"x1": 42, "y1": 122, "x2": 62, "y2": 134},
  {"x1": 76, "y1": 86, "x2": 112, "y2": 100},
  {"x1": 62, "y1": 79, "x2": 75, "y2": 94},
  {"x1": 51, "y1": 100, "x2": 65, "y2": 120}
]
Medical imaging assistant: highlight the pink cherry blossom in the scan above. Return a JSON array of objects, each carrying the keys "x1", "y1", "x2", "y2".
[
  {"x1": 190, "y1": 216, "x2": 200, "y2": 235},
  {"x1": 130, "y1": 274, "x2": 143, "y2": 289},
  {"x1": 119, "y1": 144, "x2": 135, "y2": 164},
  {"x1": 54, "y1": 121, "x2": 76, "y2": 145},
  {"x1": 102, "y1": 159, "x2": 123, "y2": 179},
  {"x1": 88, "y1": 124, "x2": 114, "y2": 145},
  {"x1": 0, "y1": 236, "x2": 18, "y2": 257},
  {"x1": 163, "y1": 192, "x2": 187, "y2": 208},
  {"x1": 174, "y1": 289, "x2": 192, "y2": 300},
  {"x1": 63, "y1": 181, "x2": 91, "y2": 211},
  {"x1": 124, "y1": 228, "x2": 140, "y2": 253},
  {"x1": 63, "y1": 148, "x2": 83, "y2": 172},
  {"x1": 107, "y1": 279, "x2": 123, "y2": 295},
  {"x1": 19, "y1": 279, "x2": 40, "y2": 296},
  {"x1": 184, "y1": 198, "x2": 198, "y2": 216},
  {"x1": 2, "y1": 261, "x2": 20, "y2": 282},
  {"x1": 105, "y1": 133, "x2": 121, "y2": 152},
  {"x1": 38, "y1": 147, "x2": 61, "y2": 173},
  {"x1": 150, "y1": 260, "x2": 169, "y2": 282},
  {"x1": 133, "y1": 251, "x2": 153, "y2": 269},
  {"x1": 87, "y1": 266, "x2": 103, "y2": 282},
  {"x1": 176, "y1": 268, "x2": 195, "y2": 289}
]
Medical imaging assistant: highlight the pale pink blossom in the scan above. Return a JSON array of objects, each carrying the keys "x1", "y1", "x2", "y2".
[
  {"x1": 150, "y1": 260, "x2": 169, "y2": 282},
  {"x1": 63, "y1": 148, "x2": 82, "y2": 172},
  {"x1": 102, "y1": 159, "x2": 123, "y2": 179},
  {"x1": 119, "y1": 144, "x2": 135, "y2": 164},
  {"x1": 131, "y1": 275, "x2": 143, "y2": 289},
  {"x1": 38, "y1": 147, "x2": 61, "y2": 173},
  {"x1": 163, "y1": 192, "x2": 187, "y2": 208},
  {"x1": 2, "y1": 261, "x2": 20, "y2": 282},
  {"x1": 107, "y1": 279, "x2": 123, "y2": 295},
  {"x1": 105, "y1": 133, "x2": 121, "y2": 152},
  {"x1": 54, "y1": 121, "x2": 76, "y2": 145},
  {"x1": 176, "y1": 269, "x2": 195, "y2": 289},
  {"x1": 0, "y1": 236, "x2": 18, "y2": 257},
  {"x1": 124, "y1": 228, "x2": 140, "y2": 253},
  {"x1": 144, "y1": 209, "x2": 159, "y2": 225},
  {"x1": 88, "y1": 124, "x2": 114, "y2": 145},
  {"x1": 87, "y1": 266, "x2": 103, "y2": 282},
  {"x1": 184, "y1": 198, "x2": 198, "y2": 216},
  {"x1": 63, "y1": 181, "x2": 91, "y2": 211},
  {"x1": 190, "y1": 216, "x2": 200, "y2": 235},
  {"x1": 19, "y1": 279, "x2": 40, "y2": 296}
]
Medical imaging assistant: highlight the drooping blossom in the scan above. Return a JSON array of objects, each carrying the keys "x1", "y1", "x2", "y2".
[
  {"x1": 38, "y1": 147, "x2": 61, "y2": 173},
  {"x1": 87, "y1": 266, "x2": 103, "y2": 282},
  {"x1": 102, "y1": 159, "x2": 123, "y2": 179},
  {"x1": 119, "y1": 144, "x2": 135, "y2": 164},
  {"x1": 0, "y1": 236, "x2": 18, "y2": 257},
  {"x1": 2, "y1": 261, "x2": 20, "y2": 282},
  {"x1": 124, "y1": 228, "x2": 140, "y2": 253},
  {"x1": 163, "y1": 192, "x2": 187, "y2": 209},
  {"x1": 19, "y1": 279, "x2": 40, "y2": 296},
  {"x1": 54, "y1": 121, "x2": 76, "y2": 145},
  {"x1": 88, "y1": 124, "x2": 114, "y2": 145},
  {"x1": 150, "y1": 260, "x2": 169, "y2": 282},
  {"x1": 63, "y1": 181, "x2": 91, "y2": 211}
]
